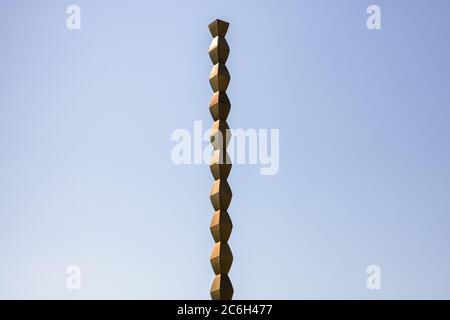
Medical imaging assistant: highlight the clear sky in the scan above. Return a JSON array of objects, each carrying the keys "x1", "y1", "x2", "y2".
[{"x1": 1, "y1": 0, "x2": 450, "y2": 299}]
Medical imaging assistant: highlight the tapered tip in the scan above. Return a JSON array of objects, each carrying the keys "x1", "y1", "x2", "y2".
[{"x1": 208, "y1": 19, "x2": 230, "y2": 37}]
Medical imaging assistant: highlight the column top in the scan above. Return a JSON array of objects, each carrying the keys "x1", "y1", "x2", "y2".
[{"x1": 208, "y1": 19, "x2": 229, "y2": 37}]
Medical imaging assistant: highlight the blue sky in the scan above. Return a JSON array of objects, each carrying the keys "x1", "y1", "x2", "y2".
[{"x1": 1, "y1": 0, "x2": 450, "y2": 299}]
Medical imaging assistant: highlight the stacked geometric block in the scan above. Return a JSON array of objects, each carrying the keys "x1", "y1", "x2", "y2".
[{"x1": 208, "y1": 19, "x2": 234, "y2": 300}]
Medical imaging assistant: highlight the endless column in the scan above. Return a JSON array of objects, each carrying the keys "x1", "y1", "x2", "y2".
[{"x1": 208, "y1": 19, "x2": 234, "y2": 300}]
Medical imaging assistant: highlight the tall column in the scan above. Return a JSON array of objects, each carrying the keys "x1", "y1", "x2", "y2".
[{"x1": 208, "y1": 19, "x2": 234, "y2": 300}]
